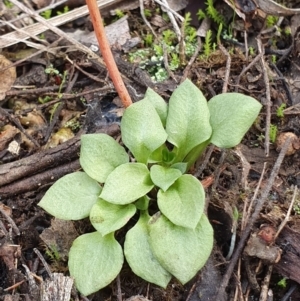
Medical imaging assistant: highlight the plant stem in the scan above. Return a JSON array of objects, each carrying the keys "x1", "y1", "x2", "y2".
[{"x1": 85, "y1": 0, "x2": 132, "y2": 108}]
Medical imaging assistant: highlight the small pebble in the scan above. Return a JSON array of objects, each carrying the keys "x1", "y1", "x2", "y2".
[{"x1": 276, "y1": 132, "x2": 299, "y2": 156}]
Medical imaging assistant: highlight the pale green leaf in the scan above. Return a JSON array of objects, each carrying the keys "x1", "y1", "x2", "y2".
[
  {"x1": 134, "y1": 196, "x2": 150, "y2": 211},
  {"x1": 100, "y1": 163, "x2": 154, "y2": 205},
  {"x1": 194, "y1": 214, "x2": 214, "y2": 270},
  {"x1": 150, "y1": 165, "x2": 182, "y2": 192},
  {"x1": 143, "y1": 88, "x2": 168, "y2": 126},
  {"x1": 80, "y1": 134, "x2": 128, "y2": 183},
  {"x1": 157, "y1": 175, "x2": 204, "y2": 228},
  {"x1": 148, "y1": 144, "x2": 166, "y2": 163},
  {"x1": 170, "y1": 162, "x2": 188, "y2": 174},
  {"x1": 166, "y1": 79, "x2": 212, "y2": 162},
  {"x1": 149, "y1": 214, "x2": 213, "y2": 284},
  {"x1": 90, "y1": 199, "x2": 136, "y2": 236},
  {"x1": 124, "y1": 213, "x2": 172, "y2": 287},
  {"x1": 183, "y1": 140, "x2": 210, "y2": 170},
  {"x1": 68, "y1": 232, "x2": 123, "y2": 296},
  {"x1": 121, "y1": 99, "x2": 167, "y2": 163},
  {"x1": 38, "y1": 172, "x2": 101, "y2": 220},
  {"x1": 208, "y1": 93, "x2": 262, "y2": 148}
]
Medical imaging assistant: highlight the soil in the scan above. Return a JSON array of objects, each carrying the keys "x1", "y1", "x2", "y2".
[{"x1": 1, "y1": 0, "x2": 300, "y2": 300}]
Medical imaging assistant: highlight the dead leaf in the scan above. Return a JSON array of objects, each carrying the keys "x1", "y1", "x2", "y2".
[
  {"x1": 39, "y1": 219, "x2": 78, "y2": 261},
  {"x1": 45, "y1": 127, "x2": 74, "y2": 149},
  {"x1": 0, "y1": 202, "x2": 12, "y2": 216},
  {"x1": 0, "y1": 124, "x2": 18, "y2": 151},
  {"x1": 0, "y1": 55, "x2": 16, "y2": 101},
  {"x1": 19, "y1": 111, "x2": 46, "y2": 128},
  {"x1": 0, "y1": 244, "x2": 21, "y2": 270},
  {"x1": 256, "y1": 0, "x2": 300, "y2": 16}
]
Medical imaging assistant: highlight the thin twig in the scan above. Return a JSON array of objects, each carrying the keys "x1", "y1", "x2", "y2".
[
  {"x1": 0, "y1": 41, "x2": 64, "y2": 76},
  {"x1": 44, "y1": 70, "x2": 79, "y2": 144},
  {"x1": 0, "y1": 0, "x2": 116, "y2": 49},
  {"x1": 257, "y1": 37, "x2": 271, "y2": 156},
  {"x1": 3, "y1": 280, "x2": 26, "y2": 292},
  {"x1": 33, "y1": 248, "x2": 52, "y2": 278},
  {"x1": 259, "y1": 265, "x2": 273, "y2": 301},
  {"x1": 116, "y1": 274, "x2": 122, "y2": 301},
  {"x1": 244, "y1": 30, "x2": 249, "y2": 61},
  {"x1": 159, "y1": 0, "x2": 181, "y2": 41},
  {"x1": 139, "y1": 0, "x2": 157, "y2": 37},
  {"x1": 185, "y1": 273, "x2": 201, "y2": 301},
  {"x1": 219, "y1": 43, "x2": 231, "y2": 93},
  {"x1": 280, "y1": 283, "x2": 297, "y2": 301},
  {"x1": 0, "y1": 219, "x2": 8, "y2": 236},
  {"x1": 212, "y1": 149, "x2": 227, "y2": 191},
  {"x1": 153, "y1": 0, "x2": 184, "y2": 21},
  {"x1": 233, "y1": 146, "x2": 251, "y2": 190},
  {"x1": 181, "y1": 37, "x2": 202, "y2": 83},
  {"x1": 0, "y1": 203, "x2": 20, "y2": 236},
  {"x1": 194, "y1": 144, "x2": 214, "y2": 178},
  {"x1": 235, "y1": 53, "x2": 264, "y2": 93},
  {"x1": 260, "y1": 17, "x2": 284, "y2": 35},
  {"x1": 65, "y1": 55, "x2": 107, "y2": 84},
  {"x1": 269, "y1": 62, "x2": 293, "y2": 106},
  {"x1": 8, "y1": 86, "x2": 113, "y2": 101},
  {"x1": 274, "y1": 186, "x2": 298, "y2": 241},
  {"x1": 0, "y1": 19, "x2": 49, "y2": 46},
  {"x1": 86, "y1": 0, "x2": 132, "y2": 107},
  {"x1": 0, "y1": 0, "x2": 68, "y2": 30},
  {"x1": 7, "y1": 0, "x2": 105, "y2": 66},
  {"x1": 214, "y1": 137, "x2": 292, "y2": 301},
  {"x1": 244, "y1": 163, "x2": 267, "y2": 228},
  {"x1": 178, "y1": 21, "x2": 186, "y2": 65},
  {"x1": 233, "y1": 260, "x2": 245, "y2": 301}
]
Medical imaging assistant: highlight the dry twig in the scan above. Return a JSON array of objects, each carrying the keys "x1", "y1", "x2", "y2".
[
  {"x1": 0, "y1": 0, "x2": 115, "y2": 48},
  {"x1": 34, "y1": 248, "x2": 52, "y2": 278},
  {"x1": 219, "y1": 43, "x2": 231, "y2": 93},
  {"x1": 156, "y1": 0, "x2": 182, "y2": 41},
  {"x1": 257, "y1": 37, "x2": 271, "y2": 157},
  {"x1": 116, "y1": 274, "x2": 123, "y2": 301},
  {"x1": 139, "y1": 0, "x2": 157, "y2": 37},
  {"x1": 86, "y1": 0, "x2": 132, "y2": 107},
  {"x1": 275, "y1": 186, "x2": 298, "y2": 240},
  {"x1": 194, "y1": 144, "x2": 214, "y2": 178},
  {"x1": 153, "y1": 0, "x2": 184, "y2": 21},
  {"x1": 259, "y1": 265, "x2": 274, "y2": 301},
  {"x1": 181, "y1": 37, "x2": 202, "y2": 83},
  {"x1": 0, "y1": 0, "x2": 68, "y2": 31},
  {"x1": 243, "y1": 163, "x2": 267, "y2": 228},
  {"x1": 0, "y1": 203, "x2": 20, "y2": 236},
  {"x1": 235, "y1": 53, "x2": 264, "y2": 93}
]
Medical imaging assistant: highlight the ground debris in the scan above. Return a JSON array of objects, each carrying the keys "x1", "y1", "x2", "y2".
[
  {"x1": 39, "y1": 219, "x2": 78, "y2": 262},
  {"x1": 275, "y1": 226, "x2": 300, "y2": 285},
  {"x1": 0, "y1": 55, "x2": 16, "y2": 101}
]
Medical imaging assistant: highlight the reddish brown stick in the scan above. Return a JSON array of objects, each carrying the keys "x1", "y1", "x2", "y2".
[{"x1": 85, "y1": 0, "x2": 132, "y2": 108}]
